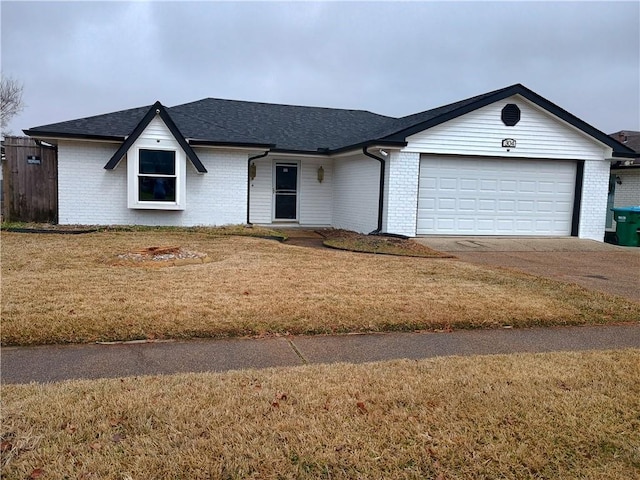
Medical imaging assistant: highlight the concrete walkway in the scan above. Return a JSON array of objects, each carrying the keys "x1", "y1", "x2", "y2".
[{"x1": 2, "y1": 324, "x2": 639, "y2": 384}]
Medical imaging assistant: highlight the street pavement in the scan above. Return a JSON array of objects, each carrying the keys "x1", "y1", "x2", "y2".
[{"x1": 2, "y1": 323, "x2": 639, "y2": 384}]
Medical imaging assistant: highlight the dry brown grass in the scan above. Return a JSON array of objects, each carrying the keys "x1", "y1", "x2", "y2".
[
  {"x1": 1, "y1": 231, "x2": 637, "y2": 346},
  {"x1": 2, "y1": 349, "x2": 639, "y2": 479}
]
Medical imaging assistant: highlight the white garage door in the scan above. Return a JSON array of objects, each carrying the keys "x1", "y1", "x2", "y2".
[{"x1": 417, "y1": 156, "x2": 576, "y2": 236}]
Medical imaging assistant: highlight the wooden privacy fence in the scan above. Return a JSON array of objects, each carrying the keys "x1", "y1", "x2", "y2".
[{"x1": 2, "y1": 136, "x2": 58, "y2": 223}]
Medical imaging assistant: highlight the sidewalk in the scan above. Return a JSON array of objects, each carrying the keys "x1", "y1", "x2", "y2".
[{"x1": 2, "y1": 324, "x2": 639, "y2": 384}]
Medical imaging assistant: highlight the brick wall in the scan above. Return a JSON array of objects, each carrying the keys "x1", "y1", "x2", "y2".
[
  {"x1": 383, "y1": 151, "x2": 420, "y2": 236},
  {"x1": 57, "y1": 141, "x2": 248, "y2": 226},
  {"x1": 578, "y1": 160, "x2": 610, "y2": 241},
  {"x1": 613, "y1": 169, "x2": 640, "y2": 207}
]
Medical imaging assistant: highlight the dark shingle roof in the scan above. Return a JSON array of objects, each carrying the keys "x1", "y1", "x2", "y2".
[
  {"x1": 24, "y1": 98, "x2": 396, "y2": 152},
  {"x1": 609, "y1": 131, "x2": 640, "y2": 167},
  {"x1": 609, "y1": 131, "x2": 640, "y2": 154},
  {"x1": 26, "y1": 105, "x2": 151, "y2": 140},
  {"x1": 24, "y1": 84, "x2": 637, "y2": 157},
  {"x1": 169, "y1": 99, "x2": 395, "y2": 151}
]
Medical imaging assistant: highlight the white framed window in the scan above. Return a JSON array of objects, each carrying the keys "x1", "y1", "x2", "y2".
[{"x1": 128, "y1": 146, "x2": 186, "y2": 210}]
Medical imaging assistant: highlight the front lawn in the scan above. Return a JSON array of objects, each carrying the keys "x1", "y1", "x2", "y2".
[
  {"x1": 2, "y1": 350, "x2": 639, "y2": 479},
  {"x1": 1, "y1": 230, "x2": 637, "y2": 346}
]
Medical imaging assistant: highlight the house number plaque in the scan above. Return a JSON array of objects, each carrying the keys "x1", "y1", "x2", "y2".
[{"x1": 502, "y1": 138, "x2": 516, "y2": 148}]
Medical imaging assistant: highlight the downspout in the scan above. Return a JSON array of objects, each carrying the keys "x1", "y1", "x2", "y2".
[
  {"x1": 362, "y1": 146, "x2": 386, "y2": 234},
  {"x1": 247, "y1": 151, "x2": 270, "y2": 225}
]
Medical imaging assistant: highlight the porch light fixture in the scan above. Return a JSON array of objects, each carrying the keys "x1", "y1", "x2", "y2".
[
  {"x1": 249, "y1": 162, "x2": 257, "y2": 180},
  {"x1": 616, "y1": 175, "x2": 622, "y2": 185},
  {"x1": 317, "y1": 165, "x2": 324, "y2": 183}
]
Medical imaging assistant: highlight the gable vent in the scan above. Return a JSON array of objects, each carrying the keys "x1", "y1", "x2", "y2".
[{"x1": 501, "y1": 104, "x2": 521, "y2": 126}]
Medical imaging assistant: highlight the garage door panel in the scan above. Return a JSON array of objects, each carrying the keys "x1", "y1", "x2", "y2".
[
  {"x1": 535, "y1": 219, "x2": 553, "y2": 231},
  {"x1": 519, "y1": 181, "x2": 537, "y2": 193},
  {"x1": 458, "y1": 218, "x2": 476, "y2": 230},
  {"x1": 437, "y1": 218, "x2": 455, "y2": 230},
  {"x1": 538, "y1": 181, "x2": 555, "y2": 193},
  {"x1": 538, "y1": 201, "x2": 554, "y2": 212},
  {"x1": 422, "y1": 178, "x2": 437, "y2": 189},
  {"x1": 480, "y1": 179, "x2": 498, "y2": 191},
  {"x1": 478, "y1": 199, "x2": 497, "y2": 212},
  {"x1": 419, "y1": 197, "x2": 436, "y2": 210},
  {"x1": 517, "y1": 200, "x2": 535, "y2": 212},
  {"x1": 440, "y1": 178, "x2": 457, "y2": 190},
  {"x1": 500, "y1": 180, "x2": 517, "y2": 192},
  {"x1": 460, "y1": 179, "x2": 478, "y2": 191},
  {"x1": 477, "y1": 219, "x2": 496, "y2": 231},
  {"x1": 516, "y1": 219, "x2": 535, "y2": 231},
  {"x1": 557, "y1": 182, "x2": 574, "y2": 194},
  {"x1": 438, "y1": 198, "x2": 456, "y2": 210},
  {"x1": 497, "y1": 219, "x2": 515, "y2": 231},
  {"x1": 498, "y1": 200, "x2": 516, "y2": 212},
  {"x1": 459, "y1": 198, "x2": 476, "y2": 211},
  {"x1": 417, "y1": 157, "x2": 576, "y2": 236}
]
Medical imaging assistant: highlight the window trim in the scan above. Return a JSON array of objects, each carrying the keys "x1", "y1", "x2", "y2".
[{"x1": 127, "y1": 146, "x2": 186, "y2": 210}]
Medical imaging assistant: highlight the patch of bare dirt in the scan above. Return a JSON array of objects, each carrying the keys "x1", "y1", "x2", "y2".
[{"x1": 115, "y1": 245, "x2": 209, "y2": 265}]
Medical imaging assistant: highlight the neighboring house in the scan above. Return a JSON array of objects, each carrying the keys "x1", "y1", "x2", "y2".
[
  {"x1": 23, "y1": 83, "x2": 636, "y2": 241},
  {"x1": 606, "y1": 131, "x2": 640, "y2": 232}
]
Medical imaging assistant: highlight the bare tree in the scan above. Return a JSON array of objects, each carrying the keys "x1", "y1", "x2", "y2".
[{"x1": 1, "y1": 75, "x2": 25, "y2": 134}]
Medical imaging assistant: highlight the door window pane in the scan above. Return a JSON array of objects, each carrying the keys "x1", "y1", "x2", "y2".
[
  {"x1": 276, "y1": 165, "x2": 297, "y2": 191},
  {"x1": 275, "y1": 195, "x2": 296, "y2": 219}
]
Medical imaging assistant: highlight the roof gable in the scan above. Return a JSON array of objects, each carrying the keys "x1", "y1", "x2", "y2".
[
  {"x1": 374, "y1": 84, "x2": 637, "y2": 158},
  {"x1": 103, "y1": 102, "x2": 207, "y2": 173},
  {"x1": 404, "y1": 94, "x2": 611, "y2": 161}
]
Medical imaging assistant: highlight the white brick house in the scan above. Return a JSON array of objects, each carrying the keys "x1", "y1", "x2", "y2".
[
  {"x1": 24, "y1": 84, "x2": 636, "y2": 241},
  {"x1": 606, "y1": 131, "x2": 640, "y2": 232}
]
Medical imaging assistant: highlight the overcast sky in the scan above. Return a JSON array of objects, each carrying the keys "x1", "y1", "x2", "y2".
[{"x1": 2, "y1": 1, "x2": 639, "y2": 137}]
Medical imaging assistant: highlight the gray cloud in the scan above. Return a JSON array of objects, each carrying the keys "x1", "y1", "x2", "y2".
[{"x1": 2, "y1": 1, "x2": 638, "y2": 136}]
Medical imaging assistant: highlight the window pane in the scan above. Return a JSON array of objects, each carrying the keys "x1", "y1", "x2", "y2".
[
  {"x1": 139, "y1": 177, "x2": 176, "y2": 202},
  {"x1": 275, "y1": 194, "x2": 296, "y2": 219},
  {"x1": 139, "y1": 150, "x2": 175, "y2": 175},
  {"x1": 275, "y1": 165, "x2": 297, "y2": 191}
]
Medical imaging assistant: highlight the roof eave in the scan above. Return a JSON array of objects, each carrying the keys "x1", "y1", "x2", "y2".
[
  {"x1": 263, "y1": 139, "x2": 407, "y2": 156},
  {"x1": 327, "y1": 140, "x2": 408, "y2": 156},
  {"x1": 23, "y1": 130, "x2": 125, "y2": 143},
  {"x1": 188, "y1": 139, "x2": 275, "y2": 150},
  {"x1": 612, "y1": 151, "x2": 640, "y2": 159}
]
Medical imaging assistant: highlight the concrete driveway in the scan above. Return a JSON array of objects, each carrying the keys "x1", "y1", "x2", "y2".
[{"x1": 415, "y1": 237, "x2": 640, "y2": 303}]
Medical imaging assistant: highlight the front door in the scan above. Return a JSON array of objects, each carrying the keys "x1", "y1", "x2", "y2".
[{"x1": 273, "y1": 163, "x2": 298, "y2": 221}]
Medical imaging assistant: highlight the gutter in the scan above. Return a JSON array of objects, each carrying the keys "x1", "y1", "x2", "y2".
[
  {"x1": 362, "y1": 146, "x2": 386, "y2": 234},
  {"x1": 247, "y1": 150, "x2": 270, "y2": 224},
  {"x1": 22, "y1": 130, "x2": 125, "y2": 143}
]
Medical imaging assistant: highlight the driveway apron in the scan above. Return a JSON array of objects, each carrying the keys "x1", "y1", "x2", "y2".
[{"x1": 415, "y1": 237, "x2": 640, "y2": 302}]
